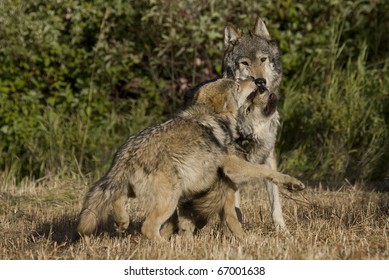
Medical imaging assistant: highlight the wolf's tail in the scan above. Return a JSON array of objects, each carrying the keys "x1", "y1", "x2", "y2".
[{"x1": 77, "y1": 177, "x2": 118, "y2": 236}]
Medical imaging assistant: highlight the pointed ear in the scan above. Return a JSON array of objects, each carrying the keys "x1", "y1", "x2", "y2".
[
  {"x1": 210, "y1": 92, "x2": 227, "y2": 114},
  {"x1": 253, "y1": 17, "x2": 271, "y2": 40},
  {"x1": 193, "y1": 89, "x2": 227, "y2": 114},
  {"x1": 193, "y1": 79, "x2": 237, "y2": 114},
  {"x1": 224, "y1": 24, "x2": 241, "y2": 48}
]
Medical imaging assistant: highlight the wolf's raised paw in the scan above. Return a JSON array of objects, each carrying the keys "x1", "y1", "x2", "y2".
[{"x1": 286, "y1": 178, "x2": 305, "y2": 192}]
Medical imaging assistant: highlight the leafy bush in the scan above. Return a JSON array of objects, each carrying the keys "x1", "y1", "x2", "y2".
[
  {"x1": 0, "y1": 0, "x2": 388, "y2": 182},
  {"x1": 279, "y1": 46, "x2": 389, "y2": 181}
]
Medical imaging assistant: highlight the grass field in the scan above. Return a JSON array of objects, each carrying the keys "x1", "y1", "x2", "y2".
[{"x1": 1, "y1": 174, "x2": 388, "y2": 260}]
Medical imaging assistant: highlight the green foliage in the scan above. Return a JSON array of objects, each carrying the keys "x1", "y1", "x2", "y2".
[
  {"x1": 0, "y1": 0, "x2": 388, "y2": 182},
  {"x1": 0, "y1": 0, "x2": 166, "y2": 178},
  {"x1": 279, "y1": 47, "x2": 389, "y2": 181}
]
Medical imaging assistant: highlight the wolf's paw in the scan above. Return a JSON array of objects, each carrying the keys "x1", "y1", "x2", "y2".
[
  {"x1": 285, "y1": 177, "x2": 305, "y2": 192},
  {"x1": 235, "y1": 231, "x2": 248, "y2": 243},
  {"x1": 273, "y1": 175, "x2": 305, "y2": 192},
  {"x1": 274, "y1": 224, "x2": 292, "y2": 238},
  {"x1": 179, "y1": 229, "x2": 195, "y2": 240},
  {"x1": 160, "y1": 222, "x2": 177, "y2": 239},
  {"x1": 114, "y1": 218, "x2": 129, "y2": 233}
]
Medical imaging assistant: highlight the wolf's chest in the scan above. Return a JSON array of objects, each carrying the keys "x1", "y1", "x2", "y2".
[{"x1": 243, "y1": 114, "x2": 279, "y2": 164}]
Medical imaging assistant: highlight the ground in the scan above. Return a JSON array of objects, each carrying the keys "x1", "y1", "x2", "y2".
[{"x1": 0, "y1": 175, "x2": 388, "y2": 260}]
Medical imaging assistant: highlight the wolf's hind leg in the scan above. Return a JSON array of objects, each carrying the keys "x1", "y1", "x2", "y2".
[
  {"x1": 141, "y1": 190, "x2": 180, "y2": 242},
  {"x1": 223, "y1": 188, "x2": 246, "y2": 240},
  {"x1": 233, "y1": 190, "x2": 243, "y2": 223},
  {"x1": 177, "y1": 205, "x2": 199, "y2": 238},
  {"x1": 160, "y1": 210, "x2": 178, "y2": 239}
]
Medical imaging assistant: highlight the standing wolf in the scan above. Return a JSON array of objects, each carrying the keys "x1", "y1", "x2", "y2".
[
  {"x1": 181, "y1": 17, "x2": 288, "y2": 235},
  {"x1": 224, "y1": 17, "x2": 287, "y2": 233},
  {"x1": 222, "y1": 17, "x2": 288, "y2": 234},
  {"x1": 76, "y1": 79, "x2": 304, "y2": 241}
]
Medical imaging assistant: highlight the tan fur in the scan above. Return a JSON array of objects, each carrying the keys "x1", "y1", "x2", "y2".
[
  {"x1": 77, "y1": 79, "x2": 304, "y2": 242},
  {"x1": 223, "y1": 17, "x2": 288, "y2": 234},
  {"x1": 182, "y1": 17, "x2": 287, "y2": 236},
  {"x1": 201, "y1": 16, "x2": 290, "y2": 235},
  {"x1": 178, "y1": 84, "x2": 304, "y2": 240}
]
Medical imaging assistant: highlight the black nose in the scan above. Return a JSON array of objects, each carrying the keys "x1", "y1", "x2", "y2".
[
  {"x1": 255, "y1": 78, "x2": 267, "y2": 93},
  {"x1": 255, "y1": 78, "x2": 266, "y2": 87}
]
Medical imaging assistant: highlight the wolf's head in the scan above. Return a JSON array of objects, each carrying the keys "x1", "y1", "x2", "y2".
[
  {"x1": 222, "y1": 17, "x2": 282, "y2": 95},
  {"x1": 239, "y1": 78, "x2": 278, "y2": 119},
  {"x1": 236, "y1": 77, "x2": 279, "y2": 140},
  {"x1": 191, "y1": 78, "x2": 259, "y2": 117}
]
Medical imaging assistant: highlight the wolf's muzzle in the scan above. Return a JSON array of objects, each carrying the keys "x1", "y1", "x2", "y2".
[{"x1": 255, "y1": 78, "x2": 267, "y2": 93}]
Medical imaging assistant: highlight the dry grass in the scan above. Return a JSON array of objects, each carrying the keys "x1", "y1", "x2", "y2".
[{"x1": 1, "y1": 174, "x2": 388, "y2": 260}]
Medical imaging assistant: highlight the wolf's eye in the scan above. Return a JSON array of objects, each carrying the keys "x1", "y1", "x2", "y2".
[
  {"x1": 239, "y1": 59, "x2": 250, "y2": 67},
  {"x1": 245, "y1": 106, "x2": 251, "y2": 115},
  {"x1": 261, "y1": 57, "x2": 267, "y2": 62}
]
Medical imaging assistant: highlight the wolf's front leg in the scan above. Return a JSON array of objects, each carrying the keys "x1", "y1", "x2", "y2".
[
  {"x1": 265, "y1": 178, "x2": 289, "y2": 234},
  {"x1": 222, "y1": 154, "x2": 305, "y2": 191},
  {"x1": 261, "y1": 151, "x2": 288, "y2": 233}
]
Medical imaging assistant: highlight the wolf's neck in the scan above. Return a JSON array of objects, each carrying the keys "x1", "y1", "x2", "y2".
[{"x1": 236, "y1": 112, "x2": 279, "y2": 163}]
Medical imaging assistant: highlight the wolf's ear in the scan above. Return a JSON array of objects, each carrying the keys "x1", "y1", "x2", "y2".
[
  {"x1": 224, "y1": 24, "x2": 241, "y2": 48},
  {"x1": 253, "y1": 17, "x2": 271, "y2": 40},
  {"x1": 210, "y1": 92, "x2": 228, "y2": 114},
  {"x1": 193, "y1": 80, "x2": 236, "y2": 114},
  {"x1": 193, "y1": 89, "x2": 229, "y2": 114}
]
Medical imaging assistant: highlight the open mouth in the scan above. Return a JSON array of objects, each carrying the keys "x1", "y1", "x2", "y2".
[{"x1": 263, "y1": 93, "x2": 278, "y2": 116}]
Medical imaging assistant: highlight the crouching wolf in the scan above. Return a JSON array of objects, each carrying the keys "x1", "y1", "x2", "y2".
[{"x1": 77, "y1": 79, "x2": 304, "y2": 241}]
